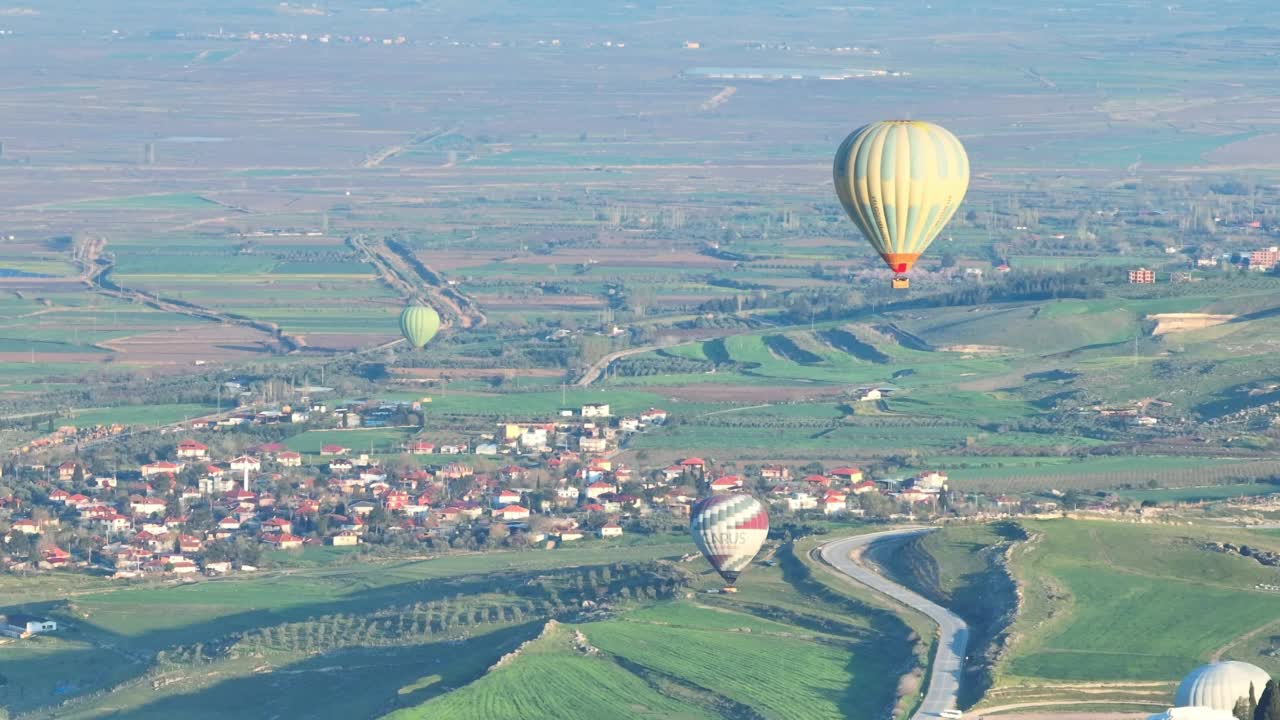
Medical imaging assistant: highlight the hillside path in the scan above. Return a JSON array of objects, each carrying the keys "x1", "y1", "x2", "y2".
[{"x1": 817, "y1": 528, "x2": 969, "y2": 720}]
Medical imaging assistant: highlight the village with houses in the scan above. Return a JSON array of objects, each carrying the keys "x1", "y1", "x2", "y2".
[{"x1": 0, "y1": 391, "x2": 1085, "y2": 608}]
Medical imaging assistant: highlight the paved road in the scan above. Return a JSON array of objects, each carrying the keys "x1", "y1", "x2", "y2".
[{"x1": 818, "y1": 528, "x2": 970, "y2": 720}]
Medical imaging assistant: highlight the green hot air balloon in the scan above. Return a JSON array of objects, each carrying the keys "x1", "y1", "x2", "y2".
[{"x1": 399, "y1": 305, "x2": 440, "y2": 348}]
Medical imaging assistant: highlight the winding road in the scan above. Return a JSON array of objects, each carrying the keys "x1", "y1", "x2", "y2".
[{"x1": 818, "y1": 528, "x2": 970, "y2": 720}]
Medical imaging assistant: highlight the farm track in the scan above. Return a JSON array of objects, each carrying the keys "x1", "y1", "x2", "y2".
[
  {"x1": 76, "y1": 237, "x2": 304, "y2": 354},
  {"x1": 977, "y1": 700, "x2": 1164, "y2": 715},
  {"x1": 362, "y1": 127, "x2": 456, "y2": 168},
  {"x1": 1208, "y1": 616, "x2": 1280, "y2": 661},
  {"x1": 351, "y1": 235, "x2": 486, "y2": 330}
]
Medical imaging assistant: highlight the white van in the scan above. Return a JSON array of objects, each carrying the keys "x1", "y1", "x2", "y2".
[{"x1": 940, "y1": 710, "x2": 963, "y2": 719}]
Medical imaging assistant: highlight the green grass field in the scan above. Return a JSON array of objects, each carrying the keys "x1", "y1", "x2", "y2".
[
  {"x1": 1001, "y1": 520, "x2": 1280, "y2": 683},
  {"x1": 49, "y1": 193, "x2": 220, "y2": 211},
  {"x1": 1, "y1": 532, "x2": 931, "y2": 720},
  {"x1": 1117, "y1": 483, "x2": 1280, "y2": 504},
  {"x1": 385, "y1": 621, "x2": 715, "y2": 720},
  {"x1": 586, "y1": 597, "x2": 904, "y2": 720},
  {"x1": 3, "y1": 543, "x2": 693, "y2": 718},
  {"x1": 66, "y1": 403, "x2": 221, "y2": 428},
  {"x1": 283, "y1": 428, "x2": 418, "y2": 454}
]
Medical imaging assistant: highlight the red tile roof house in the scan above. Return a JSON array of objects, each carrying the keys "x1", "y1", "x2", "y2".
[
  {"x1": 130, "y1": 496, "x2": 168, "y2": 516},
  {"x1": 265, "y1": 533, "x2": 304, "y2": 550},
  {"x1": 803, "y1": 474, "x2": 832, "y2": 487},
  {"x1": 41, "y1": 546, "x2": 71, "y2": 566},
  {"x1": 276, "y1": 451, "x2": 303, "y2": 468},
  {"x1": 831, "y1": 466, "x2": 864, "y2": 483},
  {"x1": 176, "y1": 440, "x2": 209, "y2": 459},
  {"x1": 494, "y1": 505, "x2": 530, "y2": 521},
  {"x1": 261, "y1": 517, "x2": 293, "y2": 534},
  {"x1": 141, "y1": 461, "x2": 184, "y2": 477},
  {"x1": 320, "y1": 444, "x2": 350, "y2": 456},
  {"x1": 709, "y1": 475, "x2": 742, "y2": 492},
  {"x1": 585, "y1": 481, "x2": 615, "y2": 499}
]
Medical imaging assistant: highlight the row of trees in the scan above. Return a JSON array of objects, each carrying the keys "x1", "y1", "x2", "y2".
[{"x1": 155, "y1": 562, "x2": 689, "y2": 668}]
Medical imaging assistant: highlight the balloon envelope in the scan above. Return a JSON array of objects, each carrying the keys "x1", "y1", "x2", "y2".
[
  {"x1": 833, "y1": 120, "x2": 969, "y2": 275},
  {"x1": 400, "y1": 305, "x2": 441, "y2": 348},
  {"x1": 690, "y1": 493, "x2": 769, "y2": 586}
]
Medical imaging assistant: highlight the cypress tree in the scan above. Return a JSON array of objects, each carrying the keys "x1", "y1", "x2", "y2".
[
  {"x1": 1236, "y1": 697, "x2": 1253, "y2": 720},
  {"x1": 1255, "y1": 679, "x2": 1280, "y2": 720}
]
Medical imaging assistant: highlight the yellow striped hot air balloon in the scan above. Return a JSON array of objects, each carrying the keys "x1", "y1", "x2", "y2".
[{"x1": 833, "y1": 120, "x2": 970, "y2": 288}]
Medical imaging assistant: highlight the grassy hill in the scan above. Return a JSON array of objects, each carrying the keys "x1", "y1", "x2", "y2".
[
  {"x1": 1, "y1": 535, "x2": 925, "y2": 720},
  {"x1": 384, "y1": 621, "x2": 714, "y2": 720},
  {"x1": 1004, "y1": 520, "x2": 1280, "y2": 683},
  {"x1": 876, "y1": 520, "x2": 1280, "y2": 714}
]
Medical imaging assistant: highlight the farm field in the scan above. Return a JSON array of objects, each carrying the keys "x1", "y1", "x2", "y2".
[
  {"x1": 998, "y1": 520, "x2": 1280, "y2": 686},
  {"x1": 1115, "y1": 482, "x2": 1280, "y2": 504},
  {"x1": 2, "y1": 542, "x2": 693, "y2": 718},
  {"x1": 881, "y1": 521, "x2": 1280, "y2": 713},
  {"x1": 0, "y1": 532, "x2": 927, "y2": 720},
  {"x1": 7, "y1": 3, "x2": 1280, "y2": 719}
]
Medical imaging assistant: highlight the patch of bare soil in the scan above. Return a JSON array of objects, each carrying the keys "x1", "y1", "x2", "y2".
[
  {"x1": 299, "y1": 333, "x2": 396, "y2": 351},
  {"x1": 1204, "y1": 133, "x2": 1280, "y2": 167},
  {"x1": 1147, "y1": 313, "x2": 1235, "y2": 335},
  {"x1": 992, "y1": 712, "x2": 1149, "y2": 720},
  {"x1": 100, "y1": 325, "x2": 274, "y2": 364}
]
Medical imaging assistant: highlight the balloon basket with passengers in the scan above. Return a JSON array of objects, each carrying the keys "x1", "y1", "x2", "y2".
[{"x1": 832, "y1": 120, "x2": 970, "y2": 289}]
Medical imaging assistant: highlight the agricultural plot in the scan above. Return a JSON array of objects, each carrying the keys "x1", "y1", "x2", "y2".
[
  {"x1": 2, "y1": 544, "x2": 691, "y2": 718},
  {"x1": 938, "y1": 455, "x2": 1280, "y2": 493},
  {"x1": 385, "y1": 622, "x2": 714, "y2": 720},
  {"x1": 1116, "y1": 482, "x2": 1280, "y2": 504},
  {"x1": 283, "y1": 428, "x2": 418, "y2": 455},
  {"x1": 999, "y1": 520, "x2": 1280, "y2": 684},
  {"x1": 390, "y1": 537, "x2": 919, "y2": 720},
  {"x1": 65, "y1": 403, "x2": 220, "y2": 428},
  {"x1": 587, "y1": 615, "x2": 870, "y2": 720}
]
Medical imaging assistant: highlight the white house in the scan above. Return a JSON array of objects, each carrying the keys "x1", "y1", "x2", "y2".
[
  {"x1": 140, "y1": 460, "x2": 184, "y2": 477},
  {"x1": 2, "y1": 615, "x2": 57, "y2": 637},
  {"x1": 130, "y1": 497, "x2": 167, "y2": 516},
  {"x1": 784, "y1": 493, "x2": 818, "y2": 512},
  {"x1": 199, "y1": 475, "x2": 236, "y2": 496},
  {"x1": 581, "y1": 403, "x2": 611, "y2": 418}
]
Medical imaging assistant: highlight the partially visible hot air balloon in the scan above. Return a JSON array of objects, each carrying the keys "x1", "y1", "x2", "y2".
[
  {"x1": 399, "y1": 305, "x2": 441, "y2": 348},
  {"x1": 690, "y1": 493, "x2": 769, "y2": 593},
  {"x1": 833, "y1": 120, "x2": 970, "y2": 289}
]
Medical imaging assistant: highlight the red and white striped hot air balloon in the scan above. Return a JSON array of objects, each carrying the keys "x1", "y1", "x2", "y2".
[{"x1": 689, "y1": 493, "x2": 769, "y2": 593}]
